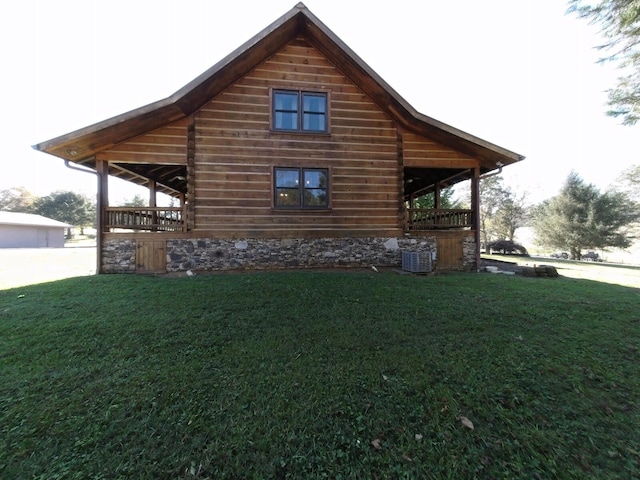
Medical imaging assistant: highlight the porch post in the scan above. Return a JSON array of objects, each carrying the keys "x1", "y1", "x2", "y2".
[
  {"x1": 96, "y1": 159, "x2": 109, "y2": 274},
  {"x1": 471, "y1": 167, "x2": 481, "y2": 271},
  {"x1": 434, "y1": 182, "x2": 442, "y2": 209},
  {"x1": 179, "y1": 193, "x2": 187, "y2": 232},
  {"x1": 149, "y1": 180, "x2": 157, "y2": 231}
]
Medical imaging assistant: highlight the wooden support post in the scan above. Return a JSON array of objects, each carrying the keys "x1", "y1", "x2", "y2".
[
  {"x1": 471, "y1": 167, "x2": 481, "y2": 271},
  {"x1": 96, "y1": 159, "x2": 109, "y2": 274},
  {"x1": 179, "y1": 193, "x2": 186, "y2": 232},
  {"x1": 149, "y1": 179, "x2": 157, "y2": 231},
  {"x1": 97, "y1": 159, "x2": 109, "y2": 232},
  {"x1": 434, "y1": 182, "x2": 442, "y2": 209}
]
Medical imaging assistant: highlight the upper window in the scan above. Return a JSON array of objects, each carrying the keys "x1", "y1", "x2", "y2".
[
  {"x1": 273, "y1": 90, "x2": 328, "y2": 133},
  {"x1": 274, "y1": 167, "x2": 329, "y2": 209}
]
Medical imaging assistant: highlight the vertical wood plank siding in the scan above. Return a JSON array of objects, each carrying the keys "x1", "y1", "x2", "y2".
[{"x1": 193, "y1": 38, "x2": 400, "y2": 237}]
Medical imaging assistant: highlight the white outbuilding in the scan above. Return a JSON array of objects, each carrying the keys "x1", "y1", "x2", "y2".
[{"x1": 0, "y1": 211, "x2": 72, "y2": 248}]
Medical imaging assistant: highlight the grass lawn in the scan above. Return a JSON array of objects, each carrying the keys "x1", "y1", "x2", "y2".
[
  {"x1": 484, "y1": 254, "x2": 640, "y2": 290},
  {"x1": 1, "y1": 270, "x2": 639, "y2": 479}
]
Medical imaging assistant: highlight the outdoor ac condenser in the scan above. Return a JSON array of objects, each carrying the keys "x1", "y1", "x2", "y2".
[{"x1": 401, "y1": 250, "x2": 433, "y2": 273}]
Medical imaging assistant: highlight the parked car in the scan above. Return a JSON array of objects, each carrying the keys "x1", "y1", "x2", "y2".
[
  {"x1": 581, "y1": 251, "x2": 602, "y2": 262},
  {"x1": 550, "y1": 251, "x2": 569, "y2": 259}
]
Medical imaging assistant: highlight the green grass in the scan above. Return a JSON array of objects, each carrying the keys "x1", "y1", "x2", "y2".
[{"x1": 1, "y1": 271, "x2": 639, "y2": 479}]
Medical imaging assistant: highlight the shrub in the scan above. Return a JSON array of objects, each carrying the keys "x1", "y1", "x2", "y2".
[{"x1": 487, "y1": 239, "x2": 529, "y2": 255}]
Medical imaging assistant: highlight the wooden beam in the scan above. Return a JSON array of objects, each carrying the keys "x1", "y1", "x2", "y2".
[
  {"x1": 471, "y1": 166, "x2": 481, "y2": 270},
  {"x1": 96, "y1": 160, "x2": 109, "y2": 248},
  {"x1": 403, "y1": 158, "x2": 479, "y2": 168}
]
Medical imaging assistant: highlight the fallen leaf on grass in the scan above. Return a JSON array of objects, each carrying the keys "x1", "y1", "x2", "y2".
[
  {"x1": 371, "y1": 438, "x2": 382, "y2": 450},
  {"x1": 403, "y1": 454, "x2": 413, "y2": 462},
  {"x1": 382, "y1": 374, "x2": 388, "y2": 381},
  {"x1": 458, "y1": 416, "x2": 474, "y2": 430},
  {"x1": 414, "y1": 433, "x2": 423, "y2": 441}
]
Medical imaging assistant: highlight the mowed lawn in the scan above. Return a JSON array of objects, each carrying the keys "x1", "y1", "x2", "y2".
[{"x1": 1, "y1": 266, "x2": 639, "y2": 479}]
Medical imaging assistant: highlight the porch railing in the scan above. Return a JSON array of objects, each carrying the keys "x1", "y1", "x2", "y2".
[
  {"x1": 406, "y1": 208, "x2": 473, "y2": 231},
  {"x1": 104, "y1": 207, "x2": 185, "y2": 232}
]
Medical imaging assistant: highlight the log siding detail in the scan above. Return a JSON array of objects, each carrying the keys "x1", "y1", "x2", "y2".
[
  {"x1": 193, "y1": 38, "x2": 400, "y2": 238},
  {"x1": 402, "y1": 131, "x2": 477, "y2": 168},
  {"x1": 98, "y1": 120, "x2": 189, "y2": 165}
]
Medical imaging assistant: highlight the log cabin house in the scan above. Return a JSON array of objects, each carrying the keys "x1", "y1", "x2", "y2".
[{"x1": 34, "y1": 3, "x2": 524, "y2": 274}]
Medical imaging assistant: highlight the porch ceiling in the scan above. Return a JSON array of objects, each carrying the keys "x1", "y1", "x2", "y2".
[
  {"x1": 404, "y1": 167, "x2": 477, "y2": 199},
  {"x1": 75, "y1": 157, "x2": 187, "y2": 197}
]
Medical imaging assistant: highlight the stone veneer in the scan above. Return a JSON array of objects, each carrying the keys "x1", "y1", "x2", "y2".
[
  {"x1": 102, "y1": 236, "x2": 478, "y2": 273},
  {"x1": 102, "y1": 238, "x2": 136, "y2": 273}
]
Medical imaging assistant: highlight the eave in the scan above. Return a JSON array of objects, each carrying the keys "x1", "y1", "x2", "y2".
[{"x1": 33, "y1": 2, "x2": 524, "y2": 180}]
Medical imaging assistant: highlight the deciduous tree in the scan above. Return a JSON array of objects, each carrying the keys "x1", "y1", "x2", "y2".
[
  {"x1": 492, "y1": 187, "x2": 528, "y2": 242},
  {"x1": 32, "y1": 191, "x2": 96, "y2": 234},
  {"x1": 479, "y1": 176, "x2": 507, "y2": 248},
  {"x1": 0, "y1": 187, "x2": 36, "y2": 212}
]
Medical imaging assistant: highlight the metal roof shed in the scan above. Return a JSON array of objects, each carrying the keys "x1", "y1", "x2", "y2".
[{"x1": 0, "y1": 211, "x2": 72, "y2": 248}]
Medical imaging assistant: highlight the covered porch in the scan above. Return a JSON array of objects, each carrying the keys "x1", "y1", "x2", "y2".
[
  {"x1": 403, "y1": 164, "x2": 483, "y2": 233},
  {"x1": 91, "y1": 155, "x2": 191, "y2": 234},
  {"x1": 93, "y1": 160, "x2": 483, "y2": 234}
]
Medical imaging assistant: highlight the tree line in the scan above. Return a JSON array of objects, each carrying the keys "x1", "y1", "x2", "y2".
[
  {"x1": 479, "y1": 165, "x2": 640, "y2": 260},
  {"x1": 4, "y1": 165, "x2": 639, "y2": 259},
  {"x1": 0, "y1": 188, "x2": 96, "y2": 235}
]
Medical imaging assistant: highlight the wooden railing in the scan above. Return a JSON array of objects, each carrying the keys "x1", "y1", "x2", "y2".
[
  {"x1": 104, "y1": 207, "x2": 185, "y2": 232},
  {"x1": 406, "y1": 208, "x2": 473, "y2": 231}
]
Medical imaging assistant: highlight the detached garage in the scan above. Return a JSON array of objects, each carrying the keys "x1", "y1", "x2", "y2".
[{"x1": 0, "y1": 211, "x2": 72, "y2": 248}]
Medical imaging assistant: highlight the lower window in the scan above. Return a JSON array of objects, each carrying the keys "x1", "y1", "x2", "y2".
[{"x1": 274, "y1": 167, "x2": 329, "y2": 209}]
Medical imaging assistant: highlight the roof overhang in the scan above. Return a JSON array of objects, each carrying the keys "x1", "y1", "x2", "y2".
[{"x1": 33, "y1": 3, "x2": 524, "y2": 191}]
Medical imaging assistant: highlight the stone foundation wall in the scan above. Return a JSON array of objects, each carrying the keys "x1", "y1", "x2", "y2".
[
  {"x1": 166, "y1": 237, "x2": 437, "y2": 272},
  {"x1": 463, "y1": 236, "x2": 477, "y2": 271},
  {"x1": 102, "y1": 238, "x2": 136, "y2": 273},
  {"x1": 101, "y1": 235, "x2": 478, "y2": 273}
]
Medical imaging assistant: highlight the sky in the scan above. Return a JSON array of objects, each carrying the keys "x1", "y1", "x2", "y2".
[{"x1": 3, "y1": 0, "x2": 638, "y2": 205}]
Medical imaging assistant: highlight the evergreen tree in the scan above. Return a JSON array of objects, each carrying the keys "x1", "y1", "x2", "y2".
[
  {"x1": 532, "y1": 172, "x2": 638, "y2": 258},
  {"x1": 121, "y1": 194, "x2": 148, "y2": 207},
  {"x1": 569, "y1": 0, "x2": 640, "y2": 125},
  {"x1": 412, "y1": 186, "x2": 461, "y2": 209}
]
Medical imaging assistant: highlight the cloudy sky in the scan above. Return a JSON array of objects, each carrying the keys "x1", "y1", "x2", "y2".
[{"x1": 3, "y1": 0, "x2": 638, "y2": 204}]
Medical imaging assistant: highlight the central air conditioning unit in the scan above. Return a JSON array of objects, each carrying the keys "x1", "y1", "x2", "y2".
[{"x1": 401, "y1": 250, "x2": 433, "y2": 273}]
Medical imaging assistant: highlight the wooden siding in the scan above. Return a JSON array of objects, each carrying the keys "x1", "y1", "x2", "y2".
[
  {"x1": 97, "y1": 119, "x2": 189, "y2": 165},
  {"x1": 402, "y1": 131, "x2": 477, "y2": 168},
  {"x1": 193, "y1": 37, "x2": 400, "y2": 238},
  {"x1": 136, "y1": 240, "x2": 167, "y2": 273}
]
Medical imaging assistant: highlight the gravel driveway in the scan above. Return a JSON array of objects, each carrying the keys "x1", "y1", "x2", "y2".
[{"x1": 0, "y1": 246, "x2": 96, "y2": 290}]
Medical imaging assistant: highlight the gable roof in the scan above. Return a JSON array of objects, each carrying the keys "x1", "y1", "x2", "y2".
[
  {"x1": 0, "y1": 211, "x2": 72, "y2": 228},
  {"x1": 33, "y1": 3, "x2": 523, "y2": 184}
]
